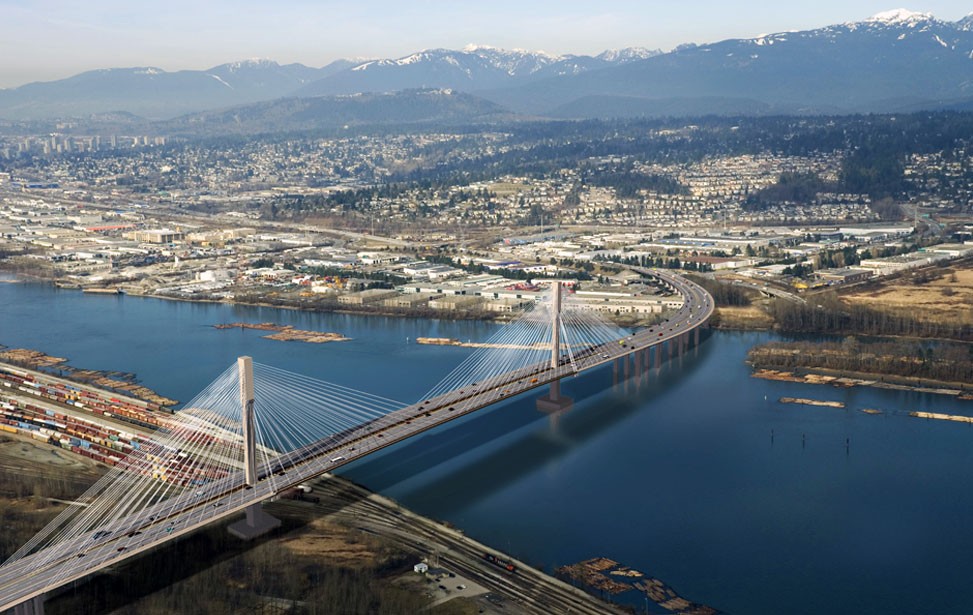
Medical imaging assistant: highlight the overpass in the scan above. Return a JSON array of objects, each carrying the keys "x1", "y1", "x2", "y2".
[{"x1": 0, "y1": 268, "x2": 713, "y2": 614}]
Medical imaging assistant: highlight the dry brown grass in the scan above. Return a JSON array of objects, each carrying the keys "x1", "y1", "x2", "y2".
[
  {"x1": 277, "y1": 517, "x2": 380, "y2": 567},
  {"x1": 715, "y1": 306, "x2": 774, "y2": 329},
  {"x1": 841, "y1": 264, "x2": 973, "y2": 324}
]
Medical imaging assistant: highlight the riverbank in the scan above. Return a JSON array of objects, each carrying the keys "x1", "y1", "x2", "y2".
[
  {"x1": 0, "y1": 426, "x2": 621, "y2": 615},
  {"x1": 0, "y1": 351, "x2": 178, "y2": 408},
  {"x1": 138, "y1": 289, "x2": 523, "y2": 324},
  {"x1": 37, "y1": 278, "x2": 657, "y2": 328},
  {"x1": 9, "y1": 275, "x2": 973, "y2": 614},
  {"x1": 752, "y1": 368, "x2": 973, "y2": 400},
  {"x1": 747, "y1": 339, "x2": 973, "y2": 396}
]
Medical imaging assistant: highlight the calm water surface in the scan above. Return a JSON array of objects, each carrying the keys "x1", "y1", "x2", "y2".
[{"x1": 2, "y1": 278, "x2": 972, "y2": 615}]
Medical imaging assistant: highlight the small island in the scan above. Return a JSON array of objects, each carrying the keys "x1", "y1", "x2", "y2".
[{"x1": 213, "y1": 322, "x2": 350, "y2": 344}]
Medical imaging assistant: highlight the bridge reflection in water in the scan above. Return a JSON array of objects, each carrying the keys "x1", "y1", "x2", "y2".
[{"x1": 0, "y1": 269, "x2": 713, "y2": 614}]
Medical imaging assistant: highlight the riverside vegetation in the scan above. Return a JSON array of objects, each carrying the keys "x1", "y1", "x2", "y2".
[
  {"x1": 747, "y1": 338, "x2": 973, "y2": 389},
  {"x1": 765, "y1": 293, "x2": 972, "y2": 342}
]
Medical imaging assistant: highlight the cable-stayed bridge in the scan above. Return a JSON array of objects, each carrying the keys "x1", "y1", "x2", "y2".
[{"x1": 0, "y1": 269, "x2": 713, "y2": 614}]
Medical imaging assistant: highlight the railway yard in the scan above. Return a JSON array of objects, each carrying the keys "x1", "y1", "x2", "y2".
[{"x1": 0, "y1": 365, "x2": 628, "y2": 614}]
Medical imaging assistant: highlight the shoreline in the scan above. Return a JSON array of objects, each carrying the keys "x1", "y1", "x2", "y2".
[
  {"x1": 138, "y1": 290, "x2": 520, "y2": 323},
  {"x1": 2, "y1": 271, "x2": 656, "y2": 327},
  {"x1": 751, "y1": 365, "x2": 973, "y2": 399},
  {"x1": 8, "y1": 271, "x2": 966, "y2": 342}
]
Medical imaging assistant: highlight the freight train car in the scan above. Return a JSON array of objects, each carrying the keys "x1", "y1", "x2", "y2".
[{"x1": 483, "y1": 552, "x2": 516, "y2": 573}]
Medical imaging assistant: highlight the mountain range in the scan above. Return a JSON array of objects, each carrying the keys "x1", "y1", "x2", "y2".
[
  {"x1": 494, "y1": 9, "x2": 973, "y2": 116},
  {"x1": 0, "y1": 47, "x2": 657, "y2": 121},
  {"x1": 1, "y1": 9, "x2": 972, "y2": 123}
]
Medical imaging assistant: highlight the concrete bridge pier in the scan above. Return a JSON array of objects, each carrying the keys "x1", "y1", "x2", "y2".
[
  {"x1": 537, "y1": 377, "x2": 573, "y2": 415},
  {"x1": 694, "y1": 326, "x2": 700, "y2": 347},
  {"x1": 612, "y1": 357, "x2": 619, "y2": 388},
  {"x1": 228, "y1": 356, "x2": 281, "y2": 541},
  {"x1": 13, "y1": 595, "x2": 44, "y2": 615},
  {"x1": 537, "y1": 284, "x2": 572, "y2": 414},
  {"x1": 654, "y1": 344, "x2": 661, "y2": 370}
]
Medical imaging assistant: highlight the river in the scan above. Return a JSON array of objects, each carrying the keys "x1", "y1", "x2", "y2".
[{"x1": 2, "y1": 277, "x2": 972, "y2": 615}]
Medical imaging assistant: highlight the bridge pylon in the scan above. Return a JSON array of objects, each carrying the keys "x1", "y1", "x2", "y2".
[
  {"x1": 228, "y1": 356, "x2": 281, "y2": 540},
  {"x1": 537, "y1": 282, "x2": 573, "y2": 416}
]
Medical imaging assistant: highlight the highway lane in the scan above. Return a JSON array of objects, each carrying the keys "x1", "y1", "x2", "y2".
[
  {"x1": 0, "y1": 269, "x2": 713, "y2": 612},
  {"x1": 0, "y1": 269, "x2": 711, "y2": 594},
  {"x1": 0, "y1": 269, "x2": 712, "y2": 604},
  {"x1": 729, "y1": 278, "x2": 807, "y2": 304}
]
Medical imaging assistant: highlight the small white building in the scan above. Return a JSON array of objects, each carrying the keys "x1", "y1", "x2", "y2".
[{"x1": 414, "y1": 562, "x2": 429, "y2": 574}]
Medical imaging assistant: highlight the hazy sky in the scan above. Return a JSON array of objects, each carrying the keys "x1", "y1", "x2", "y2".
[{"x1": 0, "y1": 1, "x2": 969, "y2": 88}]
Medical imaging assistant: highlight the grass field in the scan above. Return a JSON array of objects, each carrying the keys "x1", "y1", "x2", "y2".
[
  {"x1": 714, "y1": 305, "x2": 775, "y2": 329},
  {"x1": 840, "y1": 263, "x2": 973, "y2": 325}
]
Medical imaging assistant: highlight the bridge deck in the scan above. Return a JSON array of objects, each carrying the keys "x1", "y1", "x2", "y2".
[{"x1": 0, "y1": 269, "x2": 714, "y2": 612}]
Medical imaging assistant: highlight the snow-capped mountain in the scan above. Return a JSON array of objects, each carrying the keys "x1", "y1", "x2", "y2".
[
  {"x1": 596, "y1": 48, "x2": 659, "y2": 63},
  {"x1": 295, "y1": 46, "x2": 661, "y2": 97},
  {"x1": 3, "y1": 9, "x2": 973, "y2": 121},
  {"x1": 482, "y1": 9, "x2": 973, "y2": 117},
  {"x1": 952, "y1": 11, "x2": 973, "y2": 31},
  {"x1": 861, "y1": 7, "x2": 934, "y2": 25}
]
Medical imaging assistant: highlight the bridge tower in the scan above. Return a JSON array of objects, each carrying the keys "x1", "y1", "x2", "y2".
[
  {"x1": 537, "y1": 283, "x2": 573, "y2": 416},
  {"x1": 228, "y1": 356, "x2": 281, "y2": 540}
]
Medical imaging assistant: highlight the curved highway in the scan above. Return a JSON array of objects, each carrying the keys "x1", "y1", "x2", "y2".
[{"x1": 0, "y1": 268, "x2": 714, "y2": 613}]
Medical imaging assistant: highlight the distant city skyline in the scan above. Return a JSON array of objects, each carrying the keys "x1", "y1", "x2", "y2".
[{"x1": 0, "y1": 1, "x2": 969, "y2": 89}]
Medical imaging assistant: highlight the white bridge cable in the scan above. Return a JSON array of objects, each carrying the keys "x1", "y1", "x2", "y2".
[
  {"x1": 419, "y1": 296, "x2": 553, "y2": 401},
  {"x1": 40, "y1": 408, "x2": 242, "y2": 576},
  {"x1": 46, "y1": 403, "x2": 245, "y2": 584},
  {"x1": 419, "y1": 287, "x2": 629, "y2": 403},
  {"x1": 2, "y1": 358, "x2": 411, "y2": 579},
  {"x1": 2, "y1": 293, "x2": 634, "y2": 580},
  {"x1": 250, "y1": 362, "x2": 406, "y2": 449},
  {"x1": 3, "y1": 364, "x2": 247, "y2": 570}
]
